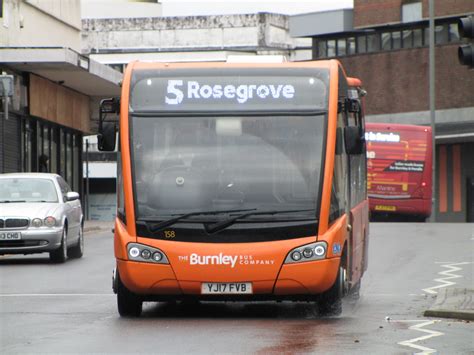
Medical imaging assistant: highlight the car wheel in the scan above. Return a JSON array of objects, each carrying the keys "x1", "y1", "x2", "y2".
[
  {"x1": 50, "y1": 228, "x2": 68, "y2": 263},
  {"x1": 117, "y1": 271, "x2": 142, "y2": 317},
  {"x1": 68, "y1": 225, "x2": 84, "y2": 258}
]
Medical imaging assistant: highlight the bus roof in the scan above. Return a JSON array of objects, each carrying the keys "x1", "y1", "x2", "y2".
[{"x1": 126, "y1": 59, "x2": 340, "y2": 71}]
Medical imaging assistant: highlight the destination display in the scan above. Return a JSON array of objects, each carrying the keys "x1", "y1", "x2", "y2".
[
  {"x1": 130, "y1": 70, "x2": 329, "y2": 112},
  {"x1": 365, "y1": 131, "x2": 401, "y2": 143}
]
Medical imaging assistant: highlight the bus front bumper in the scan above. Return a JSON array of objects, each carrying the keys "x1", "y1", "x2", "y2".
[{"x1": 115, "y1": 257, "x2": 340, "y2": 300}]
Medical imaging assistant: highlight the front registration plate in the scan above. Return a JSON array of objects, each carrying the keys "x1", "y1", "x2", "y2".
[
  {"x1": 201, "y1": 282, "x2": 252, "y2": 295},
  {"x1": 374, "y1": 205, "x2": 396, "y2": 212},
  {"x1": 0, "y1": 232, "x2": 21, "y2": 240}
]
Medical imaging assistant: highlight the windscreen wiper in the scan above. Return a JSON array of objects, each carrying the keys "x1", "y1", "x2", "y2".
[
  {"x1": 142, "y1": 208, "x2": 257, "y2": 233},
  {"x1": 0, "y1": 200, "x2": 26, "y2": 203},
  {"x1": 205, "y1": 209, "x2": 316, "y2": 234}
]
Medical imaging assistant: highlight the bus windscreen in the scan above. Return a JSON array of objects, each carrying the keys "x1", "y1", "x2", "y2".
[{"x1": 131, "y1": 113, "x2": 325, "y2": 235}]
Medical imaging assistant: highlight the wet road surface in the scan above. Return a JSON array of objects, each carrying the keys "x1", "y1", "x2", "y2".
[{"x1": 1, "y1": 223, "x2": 472, "y2": 354}]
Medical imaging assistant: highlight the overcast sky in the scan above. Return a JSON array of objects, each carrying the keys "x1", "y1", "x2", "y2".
[{"x1": 161, "y1": 0, "x2": 354, "y2": 16}]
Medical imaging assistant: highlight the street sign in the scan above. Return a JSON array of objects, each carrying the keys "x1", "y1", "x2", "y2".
[
  {"x1": 0, "y1": 74, "x2": 14, "y2": 120},
  {"x1": 0, "y1": 75, "x2": 14, "y2": 97}
]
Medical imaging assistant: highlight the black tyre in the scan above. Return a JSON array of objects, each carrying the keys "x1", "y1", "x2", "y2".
[
  {"x1": 117, "y1": 272, "x2": 143, "y2": 317},
  {"x1": 317, "y1": 264, "x2": 347, "y2": 316},
  {"x1": 50, "y1": 228, "x2": 67, "y2": 263},
  {"x1": 68, "y1": 225, "x2": 84, "y2": 258}
]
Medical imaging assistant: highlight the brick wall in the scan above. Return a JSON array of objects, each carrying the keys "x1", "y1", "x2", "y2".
[
  {"x1": 354, "y1": 0, "x2": 403, "y2": 28},
  {"x1": 354, "y1": 0, "x2": 474, "y2": 28},
  {"x1": 339, "y1": 44, "x2": 473, "y2": 115}
]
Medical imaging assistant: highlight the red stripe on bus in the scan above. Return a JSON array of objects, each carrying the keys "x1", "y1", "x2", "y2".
[
  {"x1": 452, "y1": 145, "x2": 461, "y2": 212},
  {"x1": 439, "y1": 146, "x2": 447, "y2": 213}
]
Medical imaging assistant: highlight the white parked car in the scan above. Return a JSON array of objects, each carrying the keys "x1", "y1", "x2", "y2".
[{"x1": 0, "y1": 173, "x2": 84, "y2": 262}]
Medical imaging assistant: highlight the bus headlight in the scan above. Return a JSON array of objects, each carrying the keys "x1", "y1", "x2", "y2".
[
  {"x1": 303, "y1": 248, "x2": 314, "y2": 258},
  {"x1": 285, "y1": 242, "x2": 328, "y2": 264},
  {"x1": 129, "y1": 247, "x2": 140, "y2": 258},
  {"x1": 314, "y1": 245, "x2": 326, "y2": 256},
  {"x1": 141, "y1": 249, "x2": 151, "y2": 259},
  {"x1": 127, "y1": 243, "x2": 169, "y2": 264}
]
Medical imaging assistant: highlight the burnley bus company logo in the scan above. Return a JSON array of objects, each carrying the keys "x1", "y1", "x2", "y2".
[{"x1": 178, "y1": 253, "x2": 275, "y2": 268}]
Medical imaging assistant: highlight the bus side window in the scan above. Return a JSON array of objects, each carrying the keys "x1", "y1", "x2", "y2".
[
  {"x1": 117, "y1": 144, "x2": 126, "y2": 224},
  {"x1": 329, "y1": 177, "x2": 342, "y2": 223}
]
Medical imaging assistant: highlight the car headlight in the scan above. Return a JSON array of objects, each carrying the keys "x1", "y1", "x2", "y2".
[
  {"x1": 31, "y1": 218, "x2": 43, "y2": 228},
  {"x1": 44, "y1": 216, "x2": 56, "y2": 227}
]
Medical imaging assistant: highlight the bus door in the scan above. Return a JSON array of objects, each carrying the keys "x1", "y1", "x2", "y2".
[{"x1": 344, "y1": 85, "x2": 367, "y2": 285}]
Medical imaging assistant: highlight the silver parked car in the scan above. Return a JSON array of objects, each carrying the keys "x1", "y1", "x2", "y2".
[{"x1": 0, "y1": 173, "x2": 84, "y2": 262}]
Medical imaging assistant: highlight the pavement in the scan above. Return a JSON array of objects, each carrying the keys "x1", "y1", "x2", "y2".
[
  {"x1": 424, "y1": 288, "x2": 474, "y2": 321},
  {"x1": 83, "y1": 220, "x2": 114, "y2": 234}
]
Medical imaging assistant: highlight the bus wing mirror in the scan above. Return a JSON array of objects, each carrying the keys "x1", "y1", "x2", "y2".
[
  {"x1": 98, "y1": 123, "x2": 117, "y2": 151},
  {"x1": 98, "y1": 98, "x2": 119, "y2": 152},
  {"x1": 345, "y1": 98, "x2": 361, "y2": 113},
  {"x1": 344, "y1": 126, "x2": 364, "y2": 155}
]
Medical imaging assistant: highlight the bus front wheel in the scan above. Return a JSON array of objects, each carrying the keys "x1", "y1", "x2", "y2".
[
  {"x1": 117, "y1": 272, "x2": 143, "y2": 317},
  {"x1": 317, "y1": 264, "x2": 347, "y2": 316}
]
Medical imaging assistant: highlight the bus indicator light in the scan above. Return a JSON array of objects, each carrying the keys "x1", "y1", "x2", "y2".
[
  {"x1": 291, "y1": 251, "x2": 302, "y2": 261},
  {"x1": 152, "y1": 252, "x2": 163, "y2": 262}
]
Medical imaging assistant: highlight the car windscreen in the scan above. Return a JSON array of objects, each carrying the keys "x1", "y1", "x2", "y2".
[{"x1": 0, "y1": 178, "x2": 58, "y2": 203}]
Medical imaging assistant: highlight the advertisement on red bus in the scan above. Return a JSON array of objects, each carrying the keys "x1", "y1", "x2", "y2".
[{"x1": 366, "y1": 123, "x2": 432, "y2": 221}]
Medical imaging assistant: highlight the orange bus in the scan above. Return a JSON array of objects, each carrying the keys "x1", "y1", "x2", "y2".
[
  {"x1": 366, "y1": 123, "x2": 432, "y2": 221},
  {"x1": 98, "y1": 59, "x2": 369, "y2": 317}
]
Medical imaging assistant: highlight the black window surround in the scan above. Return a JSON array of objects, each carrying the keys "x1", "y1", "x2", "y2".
[{"x1": 313, "y1": 16, "x2": 465, "y2": 59}]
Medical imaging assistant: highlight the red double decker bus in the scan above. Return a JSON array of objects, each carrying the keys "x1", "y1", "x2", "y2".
[{"x1": 366, "y1": 123, "x2": 432, "y2": 221}]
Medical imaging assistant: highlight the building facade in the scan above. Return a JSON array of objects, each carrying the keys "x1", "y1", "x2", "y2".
[
  {"x1": 0, "y1": 0, "x2": 121, "y2": 204},
  {"x1": 305, "y1": 0, "x2": 474, "y2": 222},
  {"x1": 79, "y1": 0, "x2": 473, "y2": 222},
  {"x1": 81, "y1": 12, "x2": 312, "y2": 67}
]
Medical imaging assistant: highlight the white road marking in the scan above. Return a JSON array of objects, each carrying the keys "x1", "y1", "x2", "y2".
[
  {"x1": 0, "y1": 293, "x2": 114, "y2": 297},
  {"x1": 422, "y1": 262, "x2": 471, "y2": 295},
  {"x1": 394, "y1": 319, "x2": 444, "y2": 354}
]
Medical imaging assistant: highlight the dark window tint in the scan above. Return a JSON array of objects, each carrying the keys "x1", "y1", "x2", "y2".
[{"x1": 357, "y1": 35, "x2": 367, "y2": 53}]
